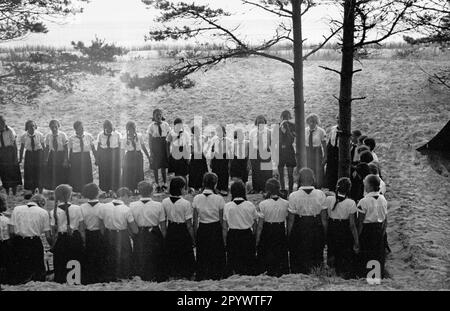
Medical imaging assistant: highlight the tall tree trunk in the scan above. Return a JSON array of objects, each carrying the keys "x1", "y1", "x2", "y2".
[
  {"x1": 338, "y1": 0, "x2": 356, "y2": 178},
  {"x1": 292, "y1": 0, "x2": 306, "y2": 171}
]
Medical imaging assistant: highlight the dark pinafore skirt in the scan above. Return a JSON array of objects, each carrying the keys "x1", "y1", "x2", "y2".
[
  {"x1": 226, "y1": 228, "x2": 257, "y2": 276},
  {"x1": 306, "y1": 146, "x2": 324, "y2": 188},
  {"x1": 0, "y1": 146, "x2": 22, "y2": 189},
  {"x1": 46, "y1": 150, "x2": 68, "y2": 190},
  {"x1": 0, "y1": 239, "x2": 14, "y2": 285},
  {"x1": 289, "y1": 215, "x2": 325, "y2": 274},
  {"x1": 165, "y1": 221, "x2": 195, "y2": 279},
  {"x1": 359, "y1": 222, "x2": 385, "y2": 279},
  {"x1": 24, "y1": 149, "x2": 44, "y2": 191},
  {"x1": 84, "y1": 229, "x2": 107, "y2": 284},
  {"x1": 122, "y1": 150, "x2": 144, "y2": 192},
  {"x1": 133, "y1": 226, "x2": 166, "y2": 282},
  {"x1": 150, "y1": 137, "x2": 169, "y2": 170},
  {"x1": 98, "y1": 147, "x2": 121, "y2": 192},
  {"x1": 104, "y1": 229, "x2": 133, "y2": 281},
  {"x1": 11, "y1": 236, "x2": 46, "y2": 285},
  {"x1": 257, "y1": 222, "x2": 289, "y2": 277},
  {"x1": 53, "y1": 231, "x2": 85, "y2": 284},
  {"x1": 70, "y1": 151, "x2": 93, "y2": 193},
  {"x1": 188, "y1": 152, "x2": 208, "y2": 190},
  {"x1": 211, "y1": 154, "x2": 230, "y2": 192},
  {"x1": 325, "y1": 141, "x2": 339, "y2": 191},
  {"x1": 196, "y1": 221, "x2": 226, "y2": 281},
  {"x1": 230, "y1": 156, "x2": 249, "y2": 183},
  {"x1": 250, "y1": 155, "x2": 273, "y2": 193},
  {"x1": 327, "y1": 218, "x2": 356, "y2": 278}
]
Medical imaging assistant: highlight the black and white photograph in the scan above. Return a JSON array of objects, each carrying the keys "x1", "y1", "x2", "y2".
[{"x1": 0, "y1": 0, "x2": 449, "y2": 294}]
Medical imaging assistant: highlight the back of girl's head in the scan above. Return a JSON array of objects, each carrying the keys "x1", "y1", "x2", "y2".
[
  {"x1": 25, "y1": 120, "x2": 36, "y2": 131},
  {"x1": 231, "y1": 180, "x2": 247, "y2": 200},
  {"x1": 364, "y1": 137, "x2": 376, "y2": 151},
  {"x1": 360, "y1": 151, "x2": 374, "y2": 164},
  {"x1": 265, "y1": 178, "x2": 281, "y2": 197},
  {"x1": 203, "y1": 173, "x2": 218, "y2": 190},
  {"x1": 55, "y1": 184, "x2": 72, "y2": 202},
  {"x1": 352, "y1": 130, "x2": 362, "y2": 138},
  {"x1": 356, "y1": 163, "x2": 370, "y2": 180},
  {"x1": 368, "y1": 163, "x2": 379, "y2": 175},
  {"x1": 336, "y1": 178, "x2": 352, "y2": 196},
  {"x1": 31, "y1": 194, "x2": 47, "y2": 208},
  {"x1": 358, "y1": 135, "x2": 368, "y2": 145},
  {"x1": 117, "y1": 187, "x2": 131, "y2": 198},
  {"x1": 364, "y1": 174, "x2": 381, "y2": 192},
  {"x1": 298, "y1": 168, "x2": 315, "y2": 187},
  {"x1": 138, "y1": 181, "x2": 153, "y2": 197},
  {"x1": 0, "y1": 193, "x2": 7, "y2": 213},
  {"x1": 170, "y1": 177, "x2": 186, "y2": 196},
  {"x1": 357, "y1": 145, "x2": 370, "y2": 155},
  {"x1": 174, "y1": 118, "x2": 183, "y2": 126},
  {"x1": 82, "y1": 183, "x2": 100, "y2": 200}
]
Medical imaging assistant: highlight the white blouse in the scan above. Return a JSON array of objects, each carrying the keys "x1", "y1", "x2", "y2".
[
  {"x1": 162, "y1": 197, "x2": 193, "y2": 224},
  {"x1": 288, "y1": 187, "x2": 327, "y2": 216},
  {"x1": 69, "y1": 133, "x2": 95, "y2": 153},
  {"x1": 258, "y1": 197, "x2": 289, "y2": 223},
  {"x1": 122, "y1": 133, "x2": 145, "y2": 152},
  {"x1": 209, "y1": 136, "x2": 234, "y2": 160},
  {"x1": 167, "y1": 130, "x2": 191, "y2": 159},
  {"x1": 223, "y1": 199, "x2": 258, "y2": 230},
  {"x1": 45, "y1": 132, "x2": 68, "y2": 152},
  {"x1": 0, "y1": 126, "x2": 17, "y2": 147},
  {"x1": 148, "y1": 121, "x2": 171, "y2": 138},
  {"x1": 0, "y1": 214, "x2": 11, "y2": 241},
  {"x1": 10, "y1": 203, "x2": 51, "y2": 237},
  {"x1": 98, "y1": 200, "x2": 135, "y2": 230},
  {"x1": 50, "y1": 204, "x2": 84, "y2": 233},
  {"x1": 130, "y1": 198, "x2": 166, "y2": 227},
  {"x1": 328, "y1": 126, "x2": 339, "y2": 147},
  {"x1": 305, "y1": 127, "x2": 327, "y2": 147},
  {"x1": 20, "y1": 131, "x2": 45, "y2": 151},
  {"x1": 97, "y1": 131, "x2": 122, "y2": 149},
  {"x1": 357, "y1": 192, "x2": 388, "y2": 224},
  {"x1": 192, "y1": 190, "x2": 225, "y2": 224},
  {"x1": 80, "y1": 201, "x2": 103, "y2": 231},
  {"x1": 326, "y1": 196, "x2": 357, "y2": 220}
]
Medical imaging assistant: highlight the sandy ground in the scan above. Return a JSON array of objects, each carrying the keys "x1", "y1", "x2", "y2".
[{"x1": 1, "y1": 57, "x2": 449, "y2": 290}]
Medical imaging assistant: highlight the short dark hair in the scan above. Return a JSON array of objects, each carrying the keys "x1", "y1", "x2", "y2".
[
  {"x1": 231, "y1": 180, "x2": 247, "y2": 201},
  {"x1": 352, "y1": 130, "x2": 362, "y2": 138},
  {"x1": 298, "y1": 168, "x2": 315, "y2": 187},
  {"x1": 357, "y1": 145, "x2": 370, "y2": 155},
  {"x1": 138, "y1": 181, "x2": 153, "y2": 197},
  {"x1": 356, "y1": 163, "x2": 370, "y2": 180},
  {"x1": 170, "y1": 176, "x2": 186, "y2": 196},
  {"x1": 364, "y1": 137, "x2": 376, "y2": 151},
  {"x1": 73, "y1": 121, "x2": 83, "y2": 131},
  {"x1": 360, "y1": 151, "x2": 374, "y2": 164},
  {"x1": 0, "y1": 193, "x2": 7, "y2": 213},
  {"x1": 82, "y1": 183, "x2": 100, "y2": 200},
  {"x1": 49, "y1": 119, "x2": 60, "y2": 128},
  {"x1": 117, "y1": 187, "x2": 131, "y2": 198},
  {"x1": 358, "y1": 135, "x2": 368, "y2": 144},
  {"x1": 265, "y1": 178, "x2": 281, "y2": 197},
  {"x1": 174, "y1": 118, "x2": 183, "y2": 126},
  {"x1": 203, "y1": 173, "x2": 218, "y2": 190},
  {"x1": 368, "y1": 163, "x2": 379, "y2": 175},
  {"x1": 365, "y1": 174, "x2": 381, "y2": 192},
  {"x1": 280, "y1": 110, "x2": 292, "y2": 120},
  {"x1": 255, "y1": 115, "x2": 267, "y2": 126}
]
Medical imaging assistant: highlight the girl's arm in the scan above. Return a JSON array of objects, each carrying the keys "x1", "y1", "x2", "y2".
[
  {"x1": 99, "y1": 220, "x2": 105, "y2": 235},
  {"x1": 78, "y1": 220, "x2": 86, "y2": 246},
  {"x1": 186, "y1": 219, "x2": 195, "y2": 246},
  {"x1": 63, "y1": 144, "x2": 69, "y2": 167},
  {"x1": 128, "y1": 220, "x2": 139, "y2": 235},
  {"x1": 90, "y1": 143, "x2": 98, "y2": 164},
  {"x1": 287, "y1": 212, "x2": 295, "y2": 237},
  {"x1": 219, "y1": 208, "x2": 224, "y2": 227},
  {"x1": 255, "y1": 217, "x2": 264, "y2": 246},
  {"x1": 357, "y1": 212, "x2": 365, "y2": 236},
  {"x1": 322, "y1": 140, "x2": 328, "y2": 164},
  {"x1": 44, "y1": 145, "x2": 50, "y2": 163},
  {"x1": 141, "y1": 144, "x2": 151, "y2": 162},
  {"x1": 159, "y1": 221, "x2": 167, "y2": 238},
  {"x1": 222, "y1": 220, "x2": 228, "y2": 247},
  {"x1": 19, "y1": 143, "x2": 25, "y2": 164},
  {"x1": 349, "y1": 213, "x2": 360, "y2": 253},
  {"x1": 193, "y1": 208, "x2": 199, "y2": 236},
  {"x1": 321, "y1": 209, "x2": 328, "y2": 243}
]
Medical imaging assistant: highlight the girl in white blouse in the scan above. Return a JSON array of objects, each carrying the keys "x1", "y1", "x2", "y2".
[
  {"x1": 192, "y1": 173, "x2": 226, "y2": 280},
  {"x1": 68, "y1": 121, "x2": 97, "y2": 193},
  {"x1": 287, "y1": 168, "x2": 328, "y2": 274},
  {"x1": 167, "y1": 118, "x2": 190, "y2": 181},
  {"x1": 0, "y1": 115, "x2": 22, "y2": 195},
  {"x1": 256, "y1": 178, "x2": 289, "y2": 277},
  {"x1": 326, "y1": 177, "x2": 359, "y2": 279},
  {"x1": 51, "y1": 184, "x2": 86, "y2": 284},
  {"x1": 44, "y1": 120, "x2": 69, "y2": 190},
  {"x1": 97, "y1": 120, "x2": 122, "y2": 194},
  {"x1": 162, "y1": 176, "x2": 195, "y2": 279},
  {"x1": 223, "y1": 180, "x2": 258, "y2": 276},
  {"x1": 210, "y1": 125, "x2": 233, "y2": 196},
  {"x1": 305, "y1": 113, "x2": 327, "y2": 188}
]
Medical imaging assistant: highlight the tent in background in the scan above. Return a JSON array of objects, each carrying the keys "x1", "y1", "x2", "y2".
[{"x1": 417, "y1": 121, "x2": 450, "y2": 153}]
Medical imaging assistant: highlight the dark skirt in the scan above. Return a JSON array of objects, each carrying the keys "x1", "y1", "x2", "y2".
[
  {"x1": 122, "y1": 150, "x2": 144, "y2": 192},
  {"x1": 188, "y1": 153, "x2": 208, "y2": 189},
  {"x1": 168, "y1": 155, "x2": 189, "y2": 177},
  {"x1": 104, "y1": 229, "x2": 133, "y2": 281},
  {"x1": 0, "y1": 239, "x2": 14, "y2": 285},
  {"x1": 257, "y1": 222, "x2": 289, "y2": 277},
  {"x1": 11, "y1": 236, "x2": 45, "y2": 284},
  {"x1": 133, "y1": 226, "x2": 166, "y2": 282},
  {"x1": 53, "y1": 231, "x2": 85, "y2": 284},
  {"x1": 24, "y1": 149, "x2": 44, "y2": 191},
  {"x1": 250, "y1": 158, "x2": 273, "y2": 192},
  {"x1": 359, "y1": 223, "x2": 385, "y2": 279},
  {"x1": 165, "y1": 222, "x2": 195, "y2": 279},
  {"x1": 289, "y1": 215, "x2": 325, "y2": 274},
  {"x1": 279, "y1": 144, "x2": 296, "y2": 168},
  {"x1": 306, "y1": 146, "x2": 324, "y2": 188},
  {"x1": 98, "y1": 147, "x2": 121, "y2": 192},
  {"x1": 84, "y1": 230, "x2": 107, "y2": 284},
  {"x1": 45, "y1": 150, "x2": 69, "y2": 190},
  {"x1": 230, "y1": 157, "x2": 249, "y2": 183},
  {"x1": 350, "y1": 176, "x2": 364, "y2": 202},
  {"x1": 196, "y1": 222, "x2": 226, "y2": 281},
  {"x1": 70, "y1": 152, "x2": 93, "y2": 193},
  {"x1": 0, "y1": 146, "x2": 22, "y2": 189},
  {"x1": 211, "y1": 158, "x2": 229, "y2": 192},
  {"x1": 226, "y1": 228, "x2": 256, "y2": 276},
  {"x1": 327, "y1": 218, "x2": 355, "y2": 278},
  {"x1": 150, "y1": 137, "x2": 169, "y2": 170},
  {"x1": 325, "y1": 143, "x2": 339, "y2": 191}
]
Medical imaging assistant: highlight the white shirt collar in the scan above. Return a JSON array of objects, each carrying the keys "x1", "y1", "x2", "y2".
[
  {"x1": 140, "y1": 197, "x2": 152, "y2": 201},
  {"x1": 299, "y1": 186, "x2": 315, "y2": 190},
  {"x1": 366, "y1": 192, "x2": 381, "y2": 198},
  {"x1": 203, "y1": 189, "x2": 214, "y2": 195}
]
